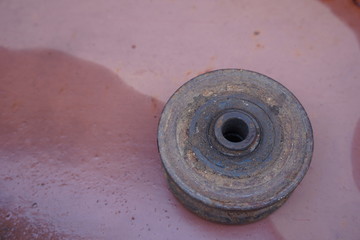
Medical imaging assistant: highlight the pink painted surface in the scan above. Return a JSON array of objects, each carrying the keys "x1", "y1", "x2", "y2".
[{"x1": 0, "y1": 0, "x2": 359, "y2": 239}]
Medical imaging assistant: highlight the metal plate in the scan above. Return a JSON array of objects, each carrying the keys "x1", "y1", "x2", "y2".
[{"x1": 158, "y1": 69, "x2": 314, "y2": 224}]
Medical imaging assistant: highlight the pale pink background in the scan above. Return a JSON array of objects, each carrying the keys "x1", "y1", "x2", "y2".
[{"x1": 0, "y1": 0, "x2": 359, "y2": 239}]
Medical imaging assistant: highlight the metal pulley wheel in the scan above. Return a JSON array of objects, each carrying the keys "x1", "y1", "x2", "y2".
[{"x1": 157, "y1": 69, "x2": 313, "y2": 224}]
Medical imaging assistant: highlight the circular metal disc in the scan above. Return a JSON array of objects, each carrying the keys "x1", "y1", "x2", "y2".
[{"x1": 158, "y1": 69, "x2": 313, "y2": 224}]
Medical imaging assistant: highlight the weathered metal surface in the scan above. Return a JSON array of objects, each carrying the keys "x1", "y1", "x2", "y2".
[{"x1": 158, "y1": 69, "x2": 314, "y2": 224}]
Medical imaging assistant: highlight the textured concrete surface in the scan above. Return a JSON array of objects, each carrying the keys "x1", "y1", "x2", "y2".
[{"x1": 0, "y1": 0, "x2": 359, "y2": 239}]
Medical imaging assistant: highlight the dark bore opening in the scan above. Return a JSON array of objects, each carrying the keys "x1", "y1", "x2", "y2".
[{"x1": 221, "y1": 118, "x2": 249, "y2": 143}]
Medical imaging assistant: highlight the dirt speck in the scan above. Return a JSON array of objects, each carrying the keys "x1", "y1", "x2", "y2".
[
  {"x1": 58, "y1": 87, "x2": 65, "y2": 94},
  {"x1": 253, "y1": 31, "x2": 260, "y2": 36},
  {"x1": 5, "y1": 213, "x2": 12, "y2": 220},
  {"x1": 11, "y1": 101, "x2": 20, "y2": 110},
  {"x1": 256, "y1": 43, "x2": 265, "y2": 49},
  {"x1": 131, "y1": 45, "x2": 136, "y2": 49}
]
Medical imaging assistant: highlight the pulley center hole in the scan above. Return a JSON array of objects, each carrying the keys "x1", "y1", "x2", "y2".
[{"x1": 221, "y1": 118, "x2": 249, "y2": 143}]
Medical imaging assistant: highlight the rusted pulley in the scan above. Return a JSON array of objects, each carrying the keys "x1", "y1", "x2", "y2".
[{"x1": 157, "y1": 69, "x2": 313, "y2": 224}]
